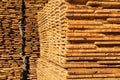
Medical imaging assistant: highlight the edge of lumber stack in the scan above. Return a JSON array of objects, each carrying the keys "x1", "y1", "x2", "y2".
[
  {"x1": 37, "y1": 0, "x2": 120, "y2": 80},
  {"x1": 24, "y1": 0, "x2": 48, "y2": 79}
]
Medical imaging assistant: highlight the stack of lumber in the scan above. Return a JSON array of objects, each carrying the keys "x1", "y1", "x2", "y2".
[
  {"x1": 0, "y1": 0, "x2": 48, "y2": 79},
  {"x1": 24, "y1": 0, "x2": 47, "y2": 79},
  {"x1": 37, "y1": 0, "x2": 120, "y2": 80},
  {"x1": 0, "y1": 0, "x2": 23, "y2": 80}
]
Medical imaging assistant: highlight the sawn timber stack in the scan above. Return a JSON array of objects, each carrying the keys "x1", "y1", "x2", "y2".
[
  {"x1": 0, "y1": 0, "x2": 47, "y2": 80},
  {"x1": 37, "y1": 0, "x2": 120, "y2": 80},
  {"x1": 0, "y1": 0, "x2": 23, "y2": 80}
]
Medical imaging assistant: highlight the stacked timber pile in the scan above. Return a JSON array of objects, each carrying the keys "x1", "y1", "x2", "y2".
[
  {"x1": 24, "y1": 0, "x2": 47, "y2": 79},
  {"x1": 37, "y1": 0, "x2": 120, "y2": 80},
  {"x1": 0, "y1": 0, "x2": 48, "y2": 79},
  {"x1": 0, "y1": 0, "x2": 23, "y2": 80}
]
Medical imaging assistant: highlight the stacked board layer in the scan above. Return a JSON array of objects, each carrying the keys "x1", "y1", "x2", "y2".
[
  {"x1": 37, "y1": 0, "x2": 120, "y2": 80},
  {"x1": 0, "y1": 0, "x2": 23, "y2": 80}
]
